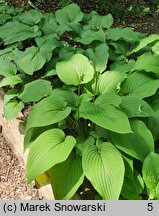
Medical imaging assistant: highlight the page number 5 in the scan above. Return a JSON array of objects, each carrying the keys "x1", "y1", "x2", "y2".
[{"x1": 147, "y1": 203, "x2": 153, "y2": 211}]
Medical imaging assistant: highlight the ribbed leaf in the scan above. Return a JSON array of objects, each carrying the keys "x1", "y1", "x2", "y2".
[
  {"x1": 76, "y1": 136, "x2": 95, "y2": 156},
  {"x1": 86, "y1": 43, "x2": 109, "y2": 73},
  {"x1": 94, "y1": 70, "x2": 126, "y2": 94},
  {"x1": 25, "y1": 94, "x2": 71, "y2": 133},
  {"x1": 19, "y1": 79, "x2": 52, "y2": 102},
  {"x1": 51, "y1": 88, "x2": 78, "y2": 108},
  {"x1": 110, "y1": 60, "x2": 135, "y2": 72},
  {"x1": 152, "y1": 41, "x2": 159, "y2": 55},
  {"x1": 55, "y1": 3, "x2": 83, "y2": 24},
  {"x1": 110, "y1": 41, "x2": 128, "y2": 55},
  {"x1": 0, "y1": 59, "x2": 17, "y2": 77},
  {"x1": 148, "y1": 99, "x2": 159, "y2": 140},
  {"x1": 90, "y1": 13, "x2": 113, "y2": 30},
  {"x1": 35, "y1": 34, "x2": 60, "y2": 50},
  {"x1": 18, "y1": 10, "x2": 42, "y2": 25},
  {"x1": 56, "y1": 54, "x2": 95, "y2": 86},
  {"x1": 122, "y1": 155, "x2": 134, "y2": 179},
  {"x1": 77, "y1": 30, "x2": 105, "y2": 45},
  {"x1": 0, "y1": 21, "x2": 41, "y2": 45},
  {"x1": 82, "y1": 142, "x2": 125, "y2": 199},
  {"x1": 27, "y1": 129, "x2": 76, "y2": 183},
  {"x1": 0, "y1": 47, "x2": 14, "y2": 61},
  {"x1": 121, "y1": 72, "x2": 159, "y2": 98},
  {"x1": 106, "y1": 28, "x2": 140, "y2": 42},
  {"x1": 24, "y1": 125, "x2": 55, "y2": 150},
  {"x1": 14, "y1": 35, "x2": 60, "y2": 75},
  {"x1": 4, "y1": 89, "x2": 19, "y2": 104},
  {"x1": 4, "y1": 100, "x2": 24, "y2": 120},
  {"x1": 14, "y1": 46, "x2": 52, "y2": 75},
  {"x1": 120, "y1": 96, "x2": 154, "y2": 118},
  {"x1": 143, "y1": 152, "x2": 159, "y2": 199},
  {"x1": 122, "y1": 155, "x2": 144, "y2": 200},
  {"x1": 0, "y1": 75, "x2": 22, "y2": 88},
  {"x1": 111, "y1": 119, "x2": 154, "y2": 161},
  {"x1": 128, "y1": 34, "x2": 159, "y2": 55},
  {"x1": 132, "y1": 52, "x2": 159, "y2": 76},
  {"x1": 40, "y1": 13, "x2": 58, "y2": 35},
  {"x1": 50, "y1": 152, "x2": 84, "y2": 200},
  {"x1": 121, "y1": 173, "x2": 144, "y2": 200},
  {"x1": 79, "y1": 93, "x2": 131, "y2": 134}
]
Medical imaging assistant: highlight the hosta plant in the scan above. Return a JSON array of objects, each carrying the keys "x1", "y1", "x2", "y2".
[{"x1": 1, "y1": 3, "x2": 159, "y2": 200}]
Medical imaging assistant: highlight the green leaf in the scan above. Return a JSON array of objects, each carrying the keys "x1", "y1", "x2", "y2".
[
  {"x1": 122, "y1": 156, "x2": 144, "y2": 200},
  {"x1": 86, "y1": 43, "x2": 109, "y2": 73},
  {"x1": 79, "y1": 93, "x2": 131, "y2": 134},
  {"x1": 0, "y1": 47, "x2": 14, "y2": 61},
  {"x1": 110, "y1": 41, "x2": 128, "y2": 55},
  {"x1": 0, "y1": 59, "x2": 17, "y2": 77},
  {"x1": 39, "y1": 13, "x2": 58, "y2": 35},
  {"x1": 50, "y1": 152, "x2": 84, "y2": 200},
  {"x1": 0, "y1": 75, "x2": 22, "y2": 88},
  {"x1": 42, "y1": 69, "x2": 56, "y2": 78},
  {"x1": 27, "y1": 129, "x2": 76, "y2": 183},
  {"x1": 120, "y1": 96, "x2": 154, "y2": 118},
  {"x1": 94, "y1": 70, "x2": 126, "y2": 94},
  {"x1": 51, "y1": 88, "x2": 78, "y2": 108},
  {"x1": 0, "y1": 21, "x2": 41, "y2": 45},
  {"x1": 4, "y1": 89, "x2": 19, "y2": 104},
  {"x1": 122, "y1": 155, "x2": 134, "y2": 179},
  {"x1": 152, "y1": 41, "x2": 159, "y2": 55},
  {"x1": 111, "y1": 119, "x2": 154, "y2": 161},
  {"x1": 56, "y1": 53, "x2": 95, "y2": 86},
  {"x1": 110, "y1": 59, "x2": 135, "y2": 72},
  {"x1": 18, "y1": 10, "x2": 42, "y2": 25},
  {"x1": 132, "y1": 52, "x2": 159, "y2": 77},
  {"x1": 19, "y1": 79, "x2": 52, "y2": 103},
  {"x1": 35, "y1": 34, "x2": 60, "y2": 50},
  {"x1": 25, "y1": 94, "x2": 71, "y2": 133},
  {"x1": 121, "y1": 175, "x2": 143, "y2": 200},
  {"x1": 4, "y1": 100, "x2": 24, "y2": 120},
  {"x1": 143, "y1": 152, "x2": 159, "y2": 199},
  {"x1": 0, "y1": 14, "x2": 11, "y2": 25},
  {"x1": 128, "y1": 34, "x2": 159, "y2": 55},
  {"x1": 55, "y1": 3, "x2": 83, "y2": 25},
  {"x1": 148, "y1": 99, "x2": 159, "y2": 140},
  {"x1": 90, "y1": 13, "x2": 113, "y2": 30},
  {"x1": 67, "y1": 22, "x2": 83, "y2": 35},
  {"x1": 121, "y1": 72, "x2": 159, "y2": 98},
  {"x1": 155, "y1": 183, "x2": 159, "y2": 200},
  {"x1": 59, "y1": 46, "x2": 75, "y2": 61},
  {"x1": 77, "y1": 30, "x2": 105, "y2": 45},
  {"x1": 14, "y1": 45, "x2": 52, "y2": 75},
  {"x1": 24, "y1": 125, "x2": 55, "y2": 150},
  {"x1": 106, "y1": 28, "x2": 140, "y2": 42},
  {"x1": 82, "y1": 142, "x2": 125, "y2": 199},
  {"x1": 76, "y1": 136, "x2": 95, "y2": 156}
]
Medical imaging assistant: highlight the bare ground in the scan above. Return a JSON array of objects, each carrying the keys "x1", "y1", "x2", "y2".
[{"x1": 0, "y1": 132, "x2": 42, "y2": 200}]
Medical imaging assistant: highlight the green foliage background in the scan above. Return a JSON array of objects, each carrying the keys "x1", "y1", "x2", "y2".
[{"x1": 1, "y1": 2, "x2": 159, "y2": 200}]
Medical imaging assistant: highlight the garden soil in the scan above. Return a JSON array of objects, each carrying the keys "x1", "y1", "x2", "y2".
[{"x1": 0, "y1": 132, "x2": 43, "y2": 200}]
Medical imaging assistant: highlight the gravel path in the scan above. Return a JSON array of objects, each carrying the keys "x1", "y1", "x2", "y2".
[{"x1": 0, "y1": 132, "x2": 42, "y2": 200}]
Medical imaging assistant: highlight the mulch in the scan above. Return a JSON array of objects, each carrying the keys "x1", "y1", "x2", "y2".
[{"x1": 0, "y1": 132, "x2": 43, "y2": 200}]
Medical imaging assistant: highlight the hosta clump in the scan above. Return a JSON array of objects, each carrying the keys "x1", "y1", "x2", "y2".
[{"x1": 1, "y1": 3, "x2": 159, "y2": 200}]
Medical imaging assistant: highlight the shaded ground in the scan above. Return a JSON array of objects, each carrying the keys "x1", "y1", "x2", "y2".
[
  {"x1": 5, "y1": 0, "x2": 159, "y2": 35},
  {"x1": 114, "y1": 14, "x2": 159, "y2": 35},
  {"x1": 0, "y1": 132, "x2": 42, "y2": 200}
]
